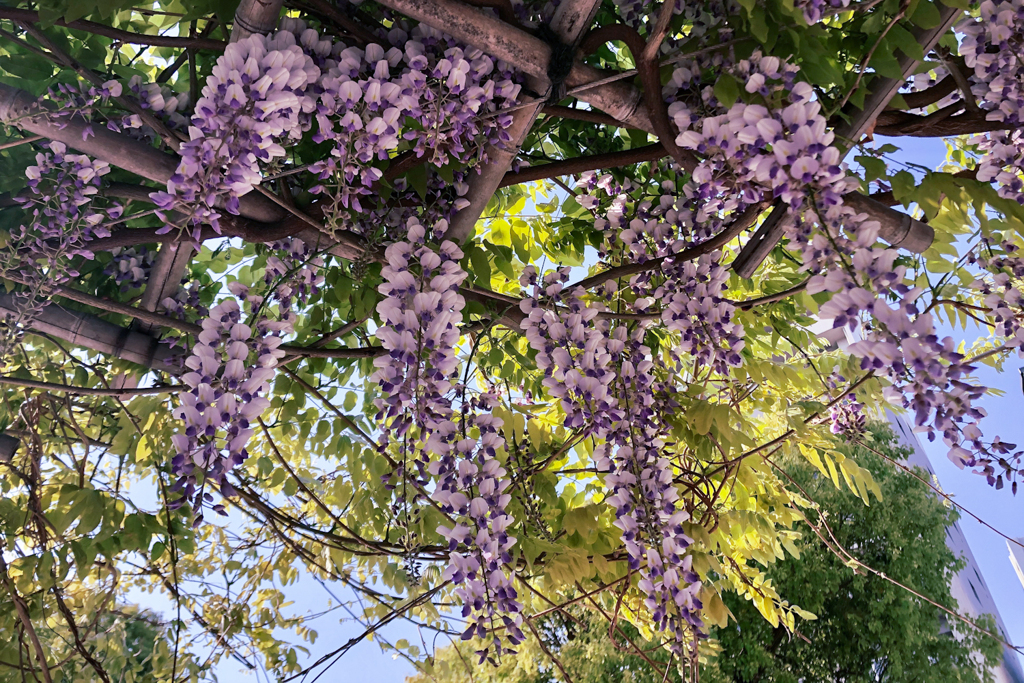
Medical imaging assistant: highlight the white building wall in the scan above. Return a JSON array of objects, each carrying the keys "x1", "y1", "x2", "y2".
[
  {"x1": 809, "y1": 320, "x2": 1024, "y2": 683},
  {"x1": 886, "y1": 410, "x2": 1024, "y2": 683},
  {"x1": 1010, "y1": 538, "x2": 1024, "y2": 591}
]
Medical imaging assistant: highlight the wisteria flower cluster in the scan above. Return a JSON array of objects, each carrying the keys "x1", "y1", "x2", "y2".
[
  {"x1": 801, "y1": 210, "x2": 1016, "y2": 473},
  {"x1": 151, "y1": 18, "x2": 519, "y2": 244},
  {"x1": 371, "y1": 218, "x2": 468, "y2": 484},
  {"x1": 597, "y1": 325, "x2": 704, "y2": 650},
  {"x1": 577, "y1": 174, "x2": 745, "y2": 376},
  {"x1": 672, "y1": 52, "x2": 849, "y2": 213},
  {"x1": 109, "y1": 76, "x2": 193, "y2": 139},
  {"x1": 520, "y1": 271, "x2": 704, "y2": 646},
  {"x1": 0, "y1": 142, "x2": 121, "y2": 362},
  {"x1": 309, "y1": 21, "x2": 519, "y2": 232},
  {"x1": 958, "y1": 0, "x2": 1024, "y2": 203},
  {"x1": 105, "y1": 246, "x2": 155, "y2": 291},
  {"x1": 171, "y1": 237, "x2": 323, "y2": 518},
  {"x1": 519, "y1": 266, "x2": 618, "y2": 433},
  {"x1": 264, "y1": 237, "x2": 327, "y2": 322},
  {"x1": 826, "y1": 375, "x2": 867, "y2": 437},
  {"x1": 152, "y1": 30, "x2": 320, "y2": 240},
  {"x1": 433, "y1": 394, "x2": 524, "y2": 660},
  {"x1": 370, "y1": 220, "x2": 527, "y2": 658},
  {"x1": 43, "y1": 79, "x2": 123, "y2": 140}
]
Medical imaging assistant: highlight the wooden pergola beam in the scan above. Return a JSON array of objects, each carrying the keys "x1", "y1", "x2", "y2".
[
  {"x1": 0, "y1": 84, "x2": 286, "y2": 224},
  {"x1": 0, "y1": 293, "x2": 182, "y2": 370},
  {"x1": 372, "y1": 0, "x2": 654, "y2": 138},
  {"x1": 446, "y1": 0, "x2": 603, "y2": 243},
  {"x1": 730, "y1": 4, "x2": 961, "y2": 278}
]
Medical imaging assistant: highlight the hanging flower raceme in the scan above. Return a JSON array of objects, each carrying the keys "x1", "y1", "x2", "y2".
[
  {"x1": 658, "y1": 252, "x2": 744, "y2": 375},
  {"x1": 171, "y1": 237, "x2": 323, "y2": 518},
  {"x1": 111, "y1": 76, "x2": 192, "y2": 139},
  {"x1": 577, "y1": 175, "x2": 744, "y2": 379},
  {"x1": 826, "y1": 375, "x2": 867, "y2": 437},
  {"x1": 803, "y1": 231, "x2": 1019, "y2": 478},
  {"x1": 519, "y1": 266, "x2": 620, "y2": 433},
  {"x1": 597, "y1": 325, "x2": 703, "y2": 651},
  {"x1": 310, "y1": 22, "x2": 519, "y2": 232},
  {"x1": 372, "y1": 218, "x2": 468, "y2": 486},
  {"x1": 957, "y1": 0, "x2": 1024, "y2": 204},
  {"x1": 433, "y1": 394, "x2": 524, "y2": 662},
  {"x1": 152, "y1": 31, "x2": 320, "y2": 239},
  {"x1": 44, "y1": 79, "x2": 123, "y2": 139},
  {"x1": 969, "y1": 240, "x2": 1024, "y2": 352},
  {"x1": 0, "y1": 142, "x2": 121, "y2": 362},
  {"x1": 171, "y1": 287, "x2": 288, "y2": 520}
]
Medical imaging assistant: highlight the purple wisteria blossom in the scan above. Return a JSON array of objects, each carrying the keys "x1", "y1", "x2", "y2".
[
  {"x1": 170, "y1": 238, "x2": 323, "y2": 520},
  {"x1": 152, "y1": 31, "x2": 320, "y2": 239},
  {"x1": 0, "y1": 142, "x2": 121, "y2": 362},
  {"x1": 372, "y1": 220, "x2": 524, "y2": 659},
  {"x1": 105, "y1": 246, "x2": 156, "y2": 291},
  {"x1": 520, "y1": 270, "x2": 704, "y2": 647},
  {"x1": 433, "y1": 394, "x2": 524, "y2": 662}
]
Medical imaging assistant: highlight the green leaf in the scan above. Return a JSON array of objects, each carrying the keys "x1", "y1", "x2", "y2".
[
  {"x1": 889, "y1": 25, "x2": 924, "y2": 61},
  {"x1": 406, "y1": 163, "x2": 428, "y2": 201},
  {"x1": 891, "y1": 170, "x2": 917, "y2": 205},
  {"x1": 750, "y1": 4, "x2": 769, "y2": 42},
  {"x1": 714, "y1": 74, "x2": 741, "y2": 109},
  {"x1": 855, "y1": 156, "x2": 887, "y2": 183},
  {"x1": 911, "y1": 0, "x2": 942, "y2": 27}
]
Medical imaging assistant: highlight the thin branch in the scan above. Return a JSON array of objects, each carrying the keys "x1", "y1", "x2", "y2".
[
  {"x1": 736, "y1": 280, "x2": 810, "y2": 310},
  {"x1": 768, "y1": 454, "x2": 1024, "y2": 657},
  {"x1": 0, "y1": 8, "x2": 227, "y2": 50},
  {"x1": 851, "y1": 436, "x2": 1024, "y2": 552},
  {"x1": 499, "y1": 143, "x2": 665, "y2": 187},
  {"x1": 0, "y1": 133, "x2": 43, "y2": 150},
  {"x1": 540, "y1": 104, "x2": 637, "y2": 129},
  {"x1": 570, "y1": 201, "x2": 766, "y2": 291},
  {"x1": 50, "y1": 585, "x2": 112, "y2": 683},
  {"x1": 0, "y1": 376, "x2": 180, "y2": 396},
  {"x1": 0, "y1": 547, "x2": 52, "y2": 683}
]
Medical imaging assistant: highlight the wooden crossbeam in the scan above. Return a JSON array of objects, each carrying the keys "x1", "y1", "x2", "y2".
[
  {"x1": 731, "y1": 4, "x2": 962, "y2": 278},
  {"x1": 0, "y1": 292, "x2": 183, "y2": 370},
  {"x1": 446, "y1": 0, "x2": 603, "y2": 243}
]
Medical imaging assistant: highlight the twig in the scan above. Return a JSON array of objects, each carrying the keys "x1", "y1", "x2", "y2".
[
  {"x1": 0, "y1": 545, "x2": 53, "y2": 683},
  {"x1": 0, "y1": 134, "x2": 43, "y2": 150},
  {"x1": 0, "y1": 375, "x2": 180, "y2": 396},
  {"x1": 0, "y1": 8, "x2": 227, "y2": 49}
]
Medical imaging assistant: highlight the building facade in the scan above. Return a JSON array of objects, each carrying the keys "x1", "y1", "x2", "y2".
[
  {"x1": 886, "y1": 410, "x2": 1024, "y2": 683},
  {"x1": 813, "y1": 321, "x2": 1024, "y2": 683}
]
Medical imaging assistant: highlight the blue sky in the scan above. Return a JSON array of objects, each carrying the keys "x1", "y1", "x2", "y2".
[{"x1": 869, "y1": 134, "x2": 1024, "y2": 672}]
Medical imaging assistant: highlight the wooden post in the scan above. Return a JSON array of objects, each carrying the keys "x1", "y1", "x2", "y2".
[
  {"x1": 446, "y1": 0, "x2": 603, "y2": 243},
  {"x1": 731, "y1": 5, "x2": 961, "y2": 278},
  {"x1": 231, "y1": 0, "x2": 285, "y2": 42}
]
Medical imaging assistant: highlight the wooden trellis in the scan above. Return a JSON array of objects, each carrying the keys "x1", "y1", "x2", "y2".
[{"x1": 0, "y1": 0, "x2": 950, "y2": 370}]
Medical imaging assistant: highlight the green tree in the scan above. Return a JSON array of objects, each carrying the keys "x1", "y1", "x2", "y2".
[{"x1": 410, "y1": 426, "x2": 1001, "y2": 683}]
